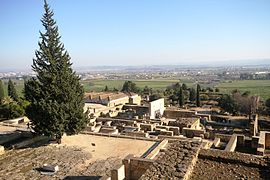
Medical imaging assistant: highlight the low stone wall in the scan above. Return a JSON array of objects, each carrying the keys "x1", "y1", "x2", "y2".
[
  {"x1": 122, "y1": 155, "x2": 154, "y2": 180},
  {"x1": 0, "y1": 145, "x2": 4, "y2": 155},
  {"x1": 0, "y1": 133, "x2": 23, "y2": 145},
  {"x1": 12, "y1": 136, "x2": 49, "y2": 149},
  {"x1": 212, "y1": 138, "x2": 220, "y2": 148},
  {"x1": 198, "y1": 149, "x2": 267, "y2": 167},
  {"x1": 182, "y1": 128, "x2": 205, "y2": 138},
  {"x1": 225, "y1": 134, "x2": 237, "y2": 152},
  {"x1": 225, "y1": 134, "x2": 245, "y2": 152},
  {"x1": 265, "y1": 132, "x2": 270, "y2": 149},
  {"x1": 81, "y1": 131, "x2": 158, "y2": 142},
  {"x1": 111, "y1": 164, "x2": 125, "y2": 180},
  {"x1": 159, "y1": 130, "x2": 173, "y2": 136},
  {"x1": 214, "y1": 133, "x2": 232, "y2": 142},
  {"x1": 164, "y1": 110, "x2": 195, "y2": 118},
  {"x1": 125, "y1": 132, "x2": 149, "y2": 138},
  {"x1": 140, "y1": 124, "x2": 155, "y2": 132},
  {"x1": 139, "y1": 140, "x2": 201, "y2": 179},
  {"x1": 145, "y1": 139, "x2": 168, "y2": 159}
]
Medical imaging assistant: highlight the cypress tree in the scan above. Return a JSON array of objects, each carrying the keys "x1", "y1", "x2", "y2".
[
  {"x1": 196, "y1": 84, "x2": 201, "y2": 107},
  {"x1": 0, "y1": 80, "x2": 4, "y2": 103},
  {"x1": 8, "y1": 79, "x2": 18, "y2": 101},
  {"x1": 189, "y1": 87, "x2": 196, "y2": 102},
  {"x1": 179, "y1": 86, "x2": 184, "y2": 107},
  {"x1": 25, "y1": 0, "x2": 88, "y2": 141}
]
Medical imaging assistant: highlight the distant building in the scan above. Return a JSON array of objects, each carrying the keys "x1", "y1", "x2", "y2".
[{"x1": 84, "y1": 92, "x2": 141, "y2": 107}]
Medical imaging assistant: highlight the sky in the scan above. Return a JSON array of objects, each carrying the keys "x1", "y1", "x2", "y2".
[{"x1": 0, "y1": 0, "x2": 270, "y2": 69}]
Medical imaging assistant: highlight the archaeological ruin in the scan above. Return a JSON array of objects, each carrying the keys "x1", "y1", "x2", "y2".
[{"x1": 0, "y1": 92, "x2": 270, "y2": 179}]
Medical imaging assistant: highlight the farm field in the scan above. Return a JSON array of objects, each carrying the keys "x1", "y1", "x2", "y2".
[
  {"x1": 82, "y1": 79, "x2": 194, "y2": 92},
  {"x1": 1, "y1": 79, "x2": 25, "y2": 97},
  {"x1": 217, "y1": 80, "x2": 270, "y2": 100},
  {"x1": 2, "y1": 79, "x2": 270, "y2": 101}
]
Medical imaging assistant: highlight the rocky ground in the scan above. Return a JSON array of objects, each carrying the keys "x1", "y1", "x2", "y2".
[
  {"x1": 0, "y1": 133, "x2": 154, "y2": 179},
  {"x1": 190, "y1": 149, "x2": 270, "y2": 180},
  {"x1": 140, "y1": 140, "x2": 201, "y2": 179},
  {"x1": 0, "y1": 145, "x2": 121, "y2": 179}
]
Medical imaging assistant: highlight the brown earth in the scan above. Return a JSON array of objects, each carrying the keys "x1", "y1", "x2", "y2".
[
  {"x1": 190, "y1": 149, "x2": 270, "y2": 180},
  {"x1": 0, "y1": 134, "x2": 155, "y2": 179}
]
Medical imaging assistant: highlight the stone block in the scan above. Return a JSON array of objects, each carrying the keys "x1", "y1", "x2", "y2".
[
  {"x1": 159, "y1": 130, "x2": 174, "y2": 136},
  {"x1": 168, "y1": 126, "x2": 180, "y2": 135},
  {"x1": 225, "y1": 134, "x2": 237, "y2": 152},
  {"x1": 111, "y1": 164, "x2": 125, "y2": 180},
  {"x1": 0, "y1": 145, "x2": 4, "y2": 155},
  {"x1": 140, "y1": 124, "x2": 154, "y2": 132},
  {"x1": 212, "y1": 138, "x2": 220, "y2": 148},
  {"x1": 251, "y1": 136, "x2": 259, "y2": 149},
  {"x1": 265, "y1": 132, "x2": 270, "y2": 149}
]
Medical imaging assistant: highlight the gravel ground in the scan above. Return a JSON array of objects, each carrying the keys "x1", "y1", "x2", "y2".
[{"x1": 190, "y1": 150, "x2": 270, "y2": 180}]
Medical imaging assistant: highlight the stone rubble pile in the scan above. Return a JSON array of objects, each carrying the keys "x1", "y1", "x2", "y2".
[{"x1": 140, "y1": 140, "x2": 201, "y2": 179}]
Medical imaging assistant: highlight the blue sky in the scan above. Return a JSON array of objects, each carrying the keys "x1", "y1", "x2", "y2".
[{"x1": 0, "y1": 0, "x2": 270, "y2": 69}]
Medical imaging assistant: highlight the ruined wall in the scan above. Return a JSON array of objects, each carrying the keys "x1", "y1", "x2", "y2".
[
  {"x1": 111, "y1": 164, "x2": 125, "y2": 180},
  {"x1": 182, "y1": 128, "x2": 205, "y2": 138},
  {"x1": 199, "y1": 149, "x2": 267, "y2": 166},
  {"x1": 140, "y1": 140, "x2": 202, "y2": 180},
  {"x1": 129, "y1": 95, "x2": 142, "y2": 105},
  {"x1": 214, "y1": 133, "x2": 232, "y2": 142},
  {"x1": 225, "y1": 135, "x2": 237, "y2": 152},
  {"x1": 265, "y1": 132, "x2": 270, "y2": 149},
  {"x1": 149, "y1": 98, "x2": 165, "y2": 119},
  {"x1": 164, "y1": 110, "x2": 195, "y2": 118},
  {"x1": 122, "y1": 156, "x2": 154, "y2": 180}
]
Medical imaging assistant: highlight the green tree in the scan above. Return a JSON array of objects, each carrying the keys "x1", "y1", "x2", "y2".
[
  {"x1": 189, "y1": 88, "x2": 196, "y2": 102},
  {"x1": 179, "y1": 86, "x2": 184, "y2": 107},
  {"x1": 265, "y1": 98, "x2": 270, "y2": 109},
  {"x1": 8, "y1": 79, "x2": 18, "y2": 101},
  {"x1": 182, "y1": 83, "x2": 187, "y2": 90},
  {"x1": 0, "y1": 99, "x2": 29, "y2": 119},
  {"x1": 206, "y1": 87, "x2": 213, "y2": 92},
  {"x1": 143, "y1": 86, "x2": 152, "y2": 95},
  {"x1": 149, "y1": 93, "x2": 161, "y2": 101},
  {"x1": 218, "y1": 94, "x2": 238, "y2": 114},
  {"x1": 0, "y1": 80, "x2": 4, "y2": 103},
  {"x1": 215, "y1": 88, "x2": 220, "y2": 92},
  {"x1": 25, "y1": 1, "x2": 88, "y2": 142},
  {"x1": 104, "y1": 85, "x2": 109, "y2": 91},
  {"x1": 196, "y1": 84, "x2": 201, "y2": 107},
  {"x1": 121, "y1": 81, "x2": 139, "y2": 93},
  {"x1": 200, "y1": 94, "x2": 209, "y2": 101}
]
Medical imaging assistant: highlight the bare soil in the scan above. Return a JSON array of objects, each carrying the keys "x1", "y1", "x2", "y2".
[{"x1": 0, "y1": 134, "x2": 154, "y2": 179}]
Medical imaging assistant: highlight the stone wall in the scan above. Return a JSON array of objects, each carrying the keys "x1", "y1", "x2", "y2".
[
  {"x1": 225, "y1": 134, "x2": 237, "y2": 152},
  {"x1": 139, "y1": 140, "x2": 201, "y2": 179},
  {"x1": 214, "y1": 133, "x2": 232, "y2": 142},
  {"x1": 182, "y1": 128, "x2": 205, "y2": 138},
  {"x1": 145, "y1": 139, "x2": 168, "y2": 159},
  {"x1": 265, "y1": 132, "x2": 270, "y2": 149},
  {"x1": 164, "y1": 110, "x2": 195, "y2": 119},
  {"x1": 0, "y1": 146, "x2": 4, "y2": 155},
  {"x1": 111, "y1": 164, "x2": 125, "y2": 180},
  {"x1": 122, "y1": 155, "x2": 154, "y2": 180},
  {"x1": 149, "y1": 98, "x2": 165, "y2": 119},
  {"x1": 225, "y1": 134, "x2": 245, "y2": 152},
  {"x1": 198, "y1": 149, "x2": 267, "y2": 167}
]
